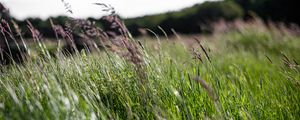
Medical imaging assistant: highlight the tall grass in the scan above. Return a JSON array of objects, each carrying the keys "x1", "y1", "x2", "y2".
[{"x1": 1, "y1": 19, "x2": 300, "y2": 119}]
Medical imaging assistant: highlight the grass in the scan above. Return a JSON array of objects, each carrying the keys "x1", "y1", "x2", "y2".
[{"x1": 1, "y1": 21, "x2": 300, "y2": 119}]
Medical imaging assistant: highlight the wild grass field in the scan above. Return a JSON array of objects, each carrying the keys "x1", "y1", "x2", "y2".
[{"x1": 1, "y1": 20, "x2": 300, "y2": 119}]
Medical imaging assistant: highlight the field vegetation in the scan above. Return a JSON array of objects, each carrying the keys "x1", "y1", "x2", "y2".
[
  {"x1": 1, "y1": 0, "x2": 300, "y2": 119},
  {"x1": 1, "y1": 18, "x2": 300, "y2": 119}
]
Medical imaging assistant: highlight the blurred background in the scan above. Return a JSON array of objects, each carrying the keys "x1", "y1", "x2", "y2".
[{"x1": 1, "y1": 0, "x2": 298, "y2": 38}]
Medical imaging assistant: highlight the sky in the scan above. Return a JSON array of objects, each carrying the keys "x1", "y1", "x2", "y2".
[{"x1": 0, "y1": 0, "x2": 210, "y2": 20}]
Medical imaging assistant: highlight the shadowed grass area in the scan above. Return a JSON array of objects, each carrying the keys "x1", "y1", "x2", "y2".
[{"x1": 1, "y1": 22, "x2": 300, "y2": 119}]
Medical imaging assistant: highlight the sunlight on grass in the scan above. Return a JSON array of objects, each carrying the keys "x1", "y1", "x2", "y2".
[{"x1": 1, "y1": 22, "x2": 300, "y2": 119}]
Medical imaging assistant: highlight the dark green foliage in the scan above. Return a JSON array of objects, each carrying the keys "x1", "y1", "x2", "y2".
[
  {"x1": 125, "y1": 1, "x2": 244, "y2": 36},
  {"x1": 192, "y1": 1, "x2": 243, "y2": 21},
  {"x1": 229, "y1": 0, "x2": 300, "y2": 24}
]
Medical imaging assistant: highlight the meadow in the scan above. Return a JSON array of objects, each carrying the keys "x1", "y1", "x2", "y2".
[{"x1": 0, "y1": 20, "x2": 300, "y2": 119}]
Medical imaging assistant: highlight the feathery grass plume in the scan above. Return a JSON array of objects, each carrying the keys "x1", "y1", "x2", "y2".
[
  {"x1": 158, "y1": 26, "x2": 169, "y2": 41},
  {"x1": 281, "y1": 52, "x2": 299, "y2": 70},
  {"x1": 58, "y1": 1, "x2": 122, "y2": 53},
  {"x1": 27, "y1": 20, "x2": 52, "y2": 58},
  {"x1": 191, "y1": 48, "x2": 204, "y2": 63},
  {"x1": 58, "y1": 1, "x2": 145, "y2": 80},
  {"x1": 1, "y1": 20, "x2": 24, "y2": 63},
  {"x1": 11, "y1": 20, "x2": 28, "y2": 52},
  {"x1": 194, "y1": 77, "x2": 218, "y2": 102},
  {"x1": 49, "y1": 19, "x2": 62, "y2": 52},
  {"x1": 193, "y1": 37, "x2": 211, "y2": 63},
  {"x1": 93, "y1": 3, "x2": 116, "y2": 15},
  {"x1": 282, "y1": 52, "x2": 292, "y2": 68},
  {"x1": 0, "y1": 3, "x2": 10, "y2": 22},
  {"x1": 26, "y1": 20, "x2": 42, "y2": 42},
  {"x1": 0, "y1": 24, "x2": 27, "y2": 65},
  {"x1": 65, "y1": 19, "x2": 101, "y2": 52},
  {"x1": 265, "y1": 55, "x2": 273, "y2": 64},
  {"x1": 0, "y1": 21, "x2": 12, "y2": 64},
  {"x1": 194, "y1": 76, "x2": 222, "y2": 118},
  {"x1": 293, "y1": 59, "x2": 299, "y2": 66},
  {"x1": 61, "y1": 0, "x2": 73, "y2": 14},
  {"x1": 58, "y1": 0, "x2": 98, "y2": 53},
  {"x1": 0, "y1": 20, "x2": 12, "y2": 55},
  {"x1": 2, "y1": 20, "x2": 22, "y2": 55},
  {"x1": 94, "y1": 3, "x2": 144, "y2": 67},
  {"x1": 1, "y1": 20, "x2": 20, "y2": 49},
  {"x1": 50, "y1": 20, "x2": 77, "y2": 53},
  {"x1": 93, "y1": 4, "x2": 149, "y2": 108},
  {"x1": 0, "y1": 4, "x2": 28, "y2": 65}
]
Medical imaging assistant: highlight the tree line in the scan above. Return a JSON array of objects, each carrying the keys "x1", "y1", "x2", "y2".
[{"x1": 1, "y1": 0, "x2": 299, "y2": 38}]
